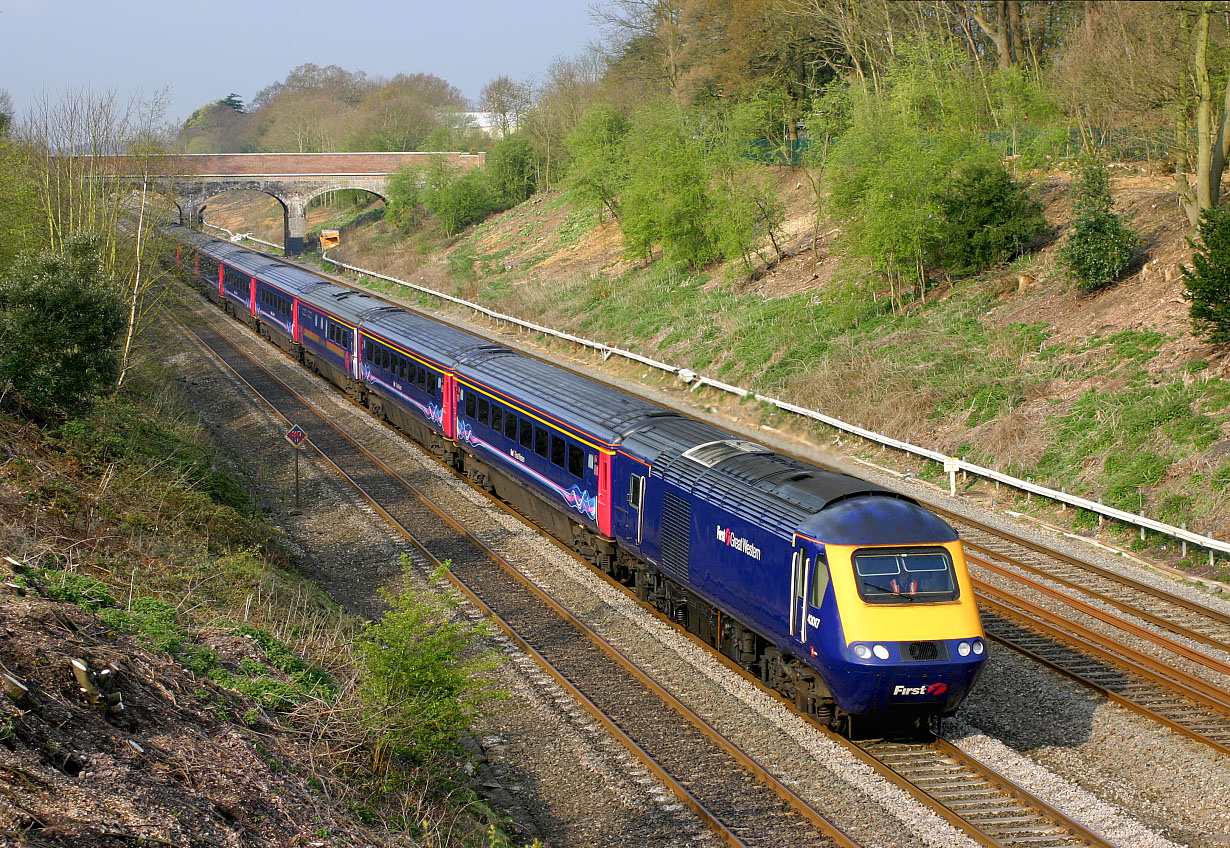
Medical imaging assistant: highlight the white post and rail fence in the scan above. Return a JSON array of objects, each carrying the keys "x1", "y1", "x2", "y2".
[{"x1": 201, "y1": 222, "x2": 1230, "y2": 570}]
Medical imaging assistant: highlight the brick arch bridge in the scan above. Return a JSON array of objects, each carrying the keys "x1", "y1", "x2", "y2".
[{"x1": 106, "y1": 152, "x2": 484, "y2": 254}]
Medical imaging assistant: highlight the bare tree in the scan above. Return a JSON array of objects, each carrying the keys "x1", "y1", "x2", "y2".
[
  {"x1": 591, "y1": 0, "x2": 689, "y2": 102},
  {"x1": 1056, "y1": 1, "x2": 1230, "y2": 224},
  {"x1": 479, "y1": 76, "x2": 532, "y2": 137},
  {"x1": 20, "y1": 86, "x2": 179, "y2": 385}
]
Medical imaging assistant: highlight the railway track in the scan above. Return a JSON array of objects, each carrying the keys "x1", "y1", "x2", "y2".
[
  {"x1": 851, "y1": 737, "x2": 1108, "y2": 848},
  {"x1": 180, "y1": 313, "x2": 860, "y2": 848},
  {"x1": 176, "y1": 296, "x2": 1135, "y2": 848},
  {"x1": 975, "y1": 591, "x2": 1230, "y2": 755},
  {"x1": 936, "y1": 509, "x2": 1230, "y2": 656},
  {"x1": 910, "y1": 511, "x2": 1230, "y2": 755}
]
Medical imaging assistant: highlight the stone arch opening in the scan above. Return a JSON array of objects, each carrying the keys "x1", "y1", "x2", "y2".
[
  {"x1": 302, "y1": 187, "x2": 388, "y2": 252},
  {"x1": 185, "y1": 188, "x2": 289, "y2": 246}
]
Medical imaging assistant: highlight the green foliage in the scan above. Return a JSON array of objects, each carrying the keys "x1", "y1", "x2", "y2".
[
  {"x1": 564, "y1": 104, "x2": 631, "y2": 221},
  {"x1": 0, "y1": 235, "x2": 127, "y2": 416},
  {"x1": 703, "y1": 97, "x2": 788, "y2": 272},
  {"x1": 484, "y1": 132, "x2": 537, "y2": 206},
  {"x1": 1059, "y1": 158, "x2": 1138, "y2": 292},
  {"x1": 28, "y1": 568, "x2": 114, "y2": 611},
  {"x1": 829, "y1": 101, "x2": 978, "y2": 298},
  {"x1": 356, "y1": 560, "x2": 501, "y2": 765},
  {"x1": 99, "y1": 597, "x2": 184, "y2": 653},
  {"x1": 1034, "y1": 383, "x2": 1218, "y2": 503},
  {"x1": 621, "y1": 102, "x2": 715, "y2": 268},
  {"x1": 0, "y1": 142, "x2": 38, "y2": 273},
  {"x1": 421, "y1": 158, "x2": 497, "y2": 237},
  {"x1": 58, "y1": 395, "x2": 257, "y2": 518},
  {"x1": 936, "y1": 160, "x2": 1046, "y2": 273},
  {"x1": 1183, "y1": 204, "x2": 1230, "y2": 344},
  {"x1": 386, "y1": 165, "x2": 429, "y2": 230}
]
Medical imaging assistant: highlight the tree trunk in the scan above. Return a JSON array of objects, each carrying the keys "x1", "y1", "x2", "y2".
[{"x1": 1183, "y1": 1, "x2": 1230, "y2": 222}]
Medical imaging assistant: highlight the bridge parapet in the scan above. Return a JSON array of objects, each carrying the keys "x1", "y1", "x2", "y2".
[{"x1": 97, "y1": 151, "x2": 484, "y2": 254}]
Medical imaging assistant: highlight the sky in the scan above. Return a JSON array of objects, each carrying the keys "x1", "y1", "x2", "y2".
[{"x1": 0, "y1": 0, "x2": 603, "y2": 124}]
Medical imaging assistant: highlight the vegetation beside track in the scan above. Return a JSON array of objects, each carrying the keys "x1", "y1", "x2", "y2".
[{"x1": 0, "y1": 334, "x2": 515, "y2": 847}]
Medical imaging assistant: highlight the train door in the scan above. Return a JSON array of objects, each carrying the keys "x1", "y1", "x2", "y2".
[
  {"x1": 249, "y1": 276, "x2": 257, "y2": 317},
  {"x1": 790, "y1": 540, "x2": 830, "y2": 652},
  {"x1": 349, "y1": 327, "x2": 360, "y2": 380},
  {"x1": 596, "y1": 451, "x2": 613, "y2": 538},
  {"x1": 615, "y1": 464, "x2": 646, "y2": 548},
  {"x1": 789, "y1": 541, "x2": 811, "y2": 647},
  {"x1": 441, "y1": 375, "x2": 456, "y2": 439}
]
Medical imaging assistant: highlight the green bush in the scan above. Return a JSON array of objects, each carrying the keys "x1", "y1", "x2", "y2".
[
  {"x1": 0, "y1": 234, "x2": 127, "y2": 416},
  {"x1": 563, "y1": 104, "x2": 631, "y2": 221},
  {"x1": 485, "y1": 132, "x2": 537, "y2": 207},
  {"x1": 356, "y1": 561, "x2": 501, "y2": 766},
  {"x1": 1059, "y1": 159, "x2": 1138, "y2": 292},
  {"x1": 937, "y1": 161, "x2": 1046, "y2": 274},
  {"x1": 1183, "y1": 204, "x2": 1230, "y2": 344}
]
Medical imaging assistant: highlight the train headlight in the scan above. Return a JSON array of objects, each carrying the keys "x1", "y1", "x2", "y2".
[
  {"x1": 872, "y1": 644, "x2": 890, "y2": 660},
  {"x1": 972, "y1": 639, "x2": 985, "y2": 655},
  {"x1": 957, "y1": 641, "x2": 971, "y2": 657},
  {"x1": 852, "y1": 644, "x2": 872, "y2": 660}
]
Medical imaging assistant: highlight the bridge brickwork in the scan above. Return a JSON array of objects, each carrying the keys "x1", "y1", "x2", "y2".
[{"x1": 101, "y1": 152, "x2": 485, "y2": 254}]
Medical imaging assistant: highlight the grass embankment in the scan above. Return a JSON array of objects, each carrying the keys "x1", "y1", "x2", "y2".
[
  {"x1": 319, "y1": 190, "x2": 1230, "y2": 583},
  {"x1": 0, "y1": 323, "x2": 512, "y2": 846}
]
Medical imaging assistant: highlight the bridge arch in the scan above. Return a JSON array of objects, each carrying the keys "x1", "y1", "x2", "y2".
[{"x1": 100, "y1": 152, "x2": 484, "y2": 254}]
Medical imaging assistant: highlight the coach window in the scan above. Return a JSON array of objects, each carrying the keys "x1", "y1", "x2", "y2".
[
  {"x1": 428, "y1": 373, "x2": 437, "y2": 395},
  {"x1": 505, "y1": 411, "x2": 519, "y2": 440},
  {"x1": 478, "y1": 397, "x2": 490, "y2": 425},
  {"x1": 534, "y1": 426, "x2": 548, "y2": 458},
  {"x1": 519, "y1": 417, "x2": 534, "y2": 449},
  {"x1": 464, "y1": 390, "x2": 477, "y2": 419},
  {"x1": 568, "y1": 444, "x2": 584, "y2": 479},
  {"x1": 851, "y1": 548, "x2": 958, "y2": 604},
  {"x1": 491, "y1": 406, "x2": 503, "y2": 433},
  {"x1": 550, "y1": 434, "x2": 565, "y2": 467}
]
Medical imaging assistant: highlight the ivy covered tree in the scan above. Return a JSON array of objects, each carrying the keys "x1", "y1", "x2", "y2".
[
  {"x1": 1059, "y1": 158, "x2": 1139, "y2": 292},
  {"x1": 1183, "y1": 205, "x2": 1230, "y2": 344},
  {"x1": 0, "y1": 235, "x2": 127, "y2": 417}
]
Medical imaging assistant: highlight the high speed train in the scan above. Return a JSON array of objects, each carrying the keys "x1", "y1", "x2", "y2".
[{"x1": 170, "y1": 225, "x2": 986, "y2": 734}]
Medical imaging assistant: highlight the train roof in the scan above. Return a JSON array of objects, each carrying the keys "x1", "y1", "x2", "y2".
[
  {"x1": 798, "y1": 496, "x2": 957, "y2": 546},
  {"x1": 361, "y1": 308, "x2": 496, "y2": 369},
  {"x1": 623, "y1": 414, "x2": 949, "y2": 541},
  {"x1": 296, "y1": 283, "x2": 389, "y2": 326},
  {"x1": 257, "y1": 263, "x2": 334, "y2": 296},
  {"x1": 454, "y1": 349, "x2": 670, "y2": 446},
  {"x1": 219, "y1": 247, "x2": 286, "y2": 277},
  {"x1": 195, "y1": 238, "x2": 253, "y2": 263}
]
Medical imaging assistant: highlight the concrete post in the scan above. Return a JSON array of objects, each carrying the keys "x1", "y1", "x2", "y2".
[{"x1": 283, "y1": 195, "x2": 308, "y2": 256}]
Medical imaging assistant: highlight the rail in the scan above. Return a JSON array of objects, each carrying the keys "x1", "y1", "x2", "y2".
[{"x1": 196, "y1": 221, "x2": 1230, "y2": 563}]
